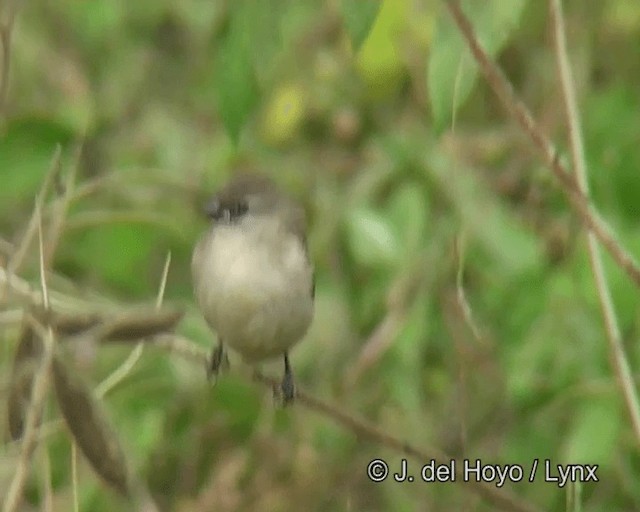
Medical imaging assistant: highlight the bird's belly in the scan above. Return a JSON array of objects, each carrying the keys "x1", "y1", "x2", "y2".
[
  {"x1": 194, "y1": 226, "x2": 313, "y2": 362},
  {"x1": 210, "y1": 280, "x2": 312, "y2": 362}
]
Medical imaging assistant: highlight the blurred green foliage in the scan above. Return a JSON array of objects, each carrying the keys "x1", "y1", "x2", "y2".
[
  {"x1": 2, "y1": 0, "x2": 640, "y2": 511},
  {"x1": 428, "y1": 0, "x2": 529, "y2": 131}
]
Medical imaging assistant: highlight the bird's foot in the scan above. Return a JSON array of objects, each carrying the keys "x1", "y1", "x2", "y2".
[
  {"x1": 206, "y1": 344, "x2": 230, "y2": 384},
  {"x1": 272, "y1": 352, "x2": 295, "y2": 406}
]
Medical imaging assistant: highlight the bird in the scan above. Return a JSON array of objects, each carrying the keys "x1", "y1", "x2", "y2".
[{"x1": 191, "y1": 173, "x2": 314, "y2": 403}]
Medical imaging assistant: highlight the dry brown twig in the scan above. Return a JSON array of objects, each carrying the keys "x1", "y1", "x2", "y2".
[
  {"x1": 443, "y1": 0, "x2": 640, "y2": 291},
  {"x1": 0, "y1": 5, "x2": 562, "y2": 509},
  {"x1": 95, "y1": 251, "x2": 172, "y2": 397},
  {"x1": 3, "y1": 244, "x2": 537, "y2": 512},
  {"x1": 0, "y1": 263, "x2": 84, "y2": 311},
  {"x1": 453, "y1": 234, "x2": 485, "y2": 346},
  {"x1": 6, "y1": 146, "x2": 63, "y2": 282},
  {"x1": 548, "y1": 0, "x2": 640, "y2": 445},
  {"x1": 443, "y1": 0, "x2": 640, "y2": 447},
  {"x1": 344, "y1": 273, "x2": 413, "y2": 389},
  {"x1": 151, "y1": 333, "x2": 543, "y2": 512},
  {"x1": 0, "y1": 0, "x2": 20, "y2": 123},
  {"x1": 450, "y1": 234, "x2": 477, "y2": 463},
  {"x1": 2, "y1": 184, "x2": 538, "y2": 511},
  {"x1": 0, "y1": 147, "x2": 90, "y2": 315},
  {"x1": 3, "y1": 207, "x2": 56, "y2": 512},
  {"x1": 44, "y1": 142, "x2": 82, "y2": 268}
]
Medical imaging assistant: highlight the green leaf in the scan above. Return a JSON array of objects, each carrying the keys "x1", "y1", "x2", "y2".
[
  {"x1": 340, "y1": 0, "x2": 382, "y2": 51},
  {"x1": 216, "y1": 1, "x2": 259, "y2": 143},
  {"x1": 344, "y1": 206, "x2": 401, "y2": 268},
  {"x1": 355, "y1": 0, "x2": 408, "y2": 97},
  {"x1": 428, "y1": 0, "x2": 528, "y2": 132}
]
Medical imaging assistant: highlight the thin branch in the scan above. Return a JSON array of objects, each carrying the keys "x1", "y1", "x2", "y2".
[
  {"x1": 155, "y1": 251, "x2": 171, "y2": 309},
  {"x1": 151, "y1": 333, "x2": 543, "y2": 512},
  {"x1": 454, "y1": 234, "x2": 484, "y2": 345},
  {"x1": 7, "y1": 145, "x2": 63, "y2": 277},
  {"x1": 2, "y1": 257, "x2": 539, "y2": 512},
  {"x1": 344, "y1": 310, "x2": 404, "y2": 388},
  {"x1": 346, "y1": 261, "x2": 428, "y2": 388},
  {"x1": 549, "y1": 0, "x2": 640, "y2": 445},
  {"x1": 452, "y1": 234, "x2": 473, "y2": 459},
  {"x1": 71, "y1": 442, "x2": 79, "y2": 512},
  {"x1": 0, "y1": 0, "x2": 19, "y2": 122},
  {"x1": 94, "y1": 343, "x2": 144, "y2": 398},
  {"x1": 95, "y1": 251, "x2": 172, "y2": 397},
  {"x1": 0, "y1": 261, "x2": 107, "y2": 314},
  {"x1": 3, "y1": 208, "x2": 56, "y2": 512},
  {"x1": 443, "y1": 0, "x2": 640, "y2": 291},
  {"x1": 44, "y1": 143, "x2": 82, "y2": 268}
]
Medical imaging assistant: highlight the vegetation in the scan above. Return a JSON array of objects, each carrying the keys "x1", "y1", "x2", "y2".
[{"x1": 1, "y1": 0, "x2": 640, "y2": 511}]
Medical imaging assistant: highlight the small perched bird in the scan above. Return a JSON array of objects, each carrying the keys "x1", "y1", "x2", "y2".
[{"x1": 191, "y1": 173, "x2": 314, "y2": 403}]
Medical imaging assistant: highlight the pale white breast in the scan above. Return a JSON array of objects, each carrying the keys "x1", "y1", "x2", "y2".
[{"x1": 191, "y1": 216, "x2": 313, "y2": 362}]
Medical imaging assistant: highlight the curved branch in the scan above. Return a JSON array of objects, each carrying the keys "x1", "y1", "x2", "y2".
[{"x1": 443, "y1": 0, "x2": 640, "y2": 290}]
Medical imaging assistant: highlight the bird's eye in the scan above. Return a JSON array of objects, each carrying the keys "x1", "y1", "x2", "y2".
[
  {"x1": 217, "y1": 201, "x2": 248, "y2": 222},
  {"x1": 231, "y1": 201, "x2": 248, "y2": 218},
  {"x1": 205, "y1": 198, "x2": 248, "y2": 222}
]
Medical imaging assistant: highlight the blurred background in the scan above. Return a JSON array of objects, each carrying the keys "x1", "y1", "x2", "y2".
[{"x1": 1, "y1": 0, "x2": 640, "y2": 510}]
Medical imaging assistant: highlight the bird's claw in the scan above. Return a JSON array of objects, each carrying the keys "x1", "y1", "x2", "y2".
[
  {"x1": 206, "y1": 344, "x2": 229, "y2": 384},
  {"x1": 272, "y1": 352, "x2": 295, "y2": 406}
]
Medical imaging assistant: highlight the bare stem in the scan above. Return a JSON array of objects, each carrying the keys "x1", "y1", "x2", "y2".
[
  {"x1": 2, "y1": 209, "x2": 56, "y2": 512},
  {"x1": 7, "y1": 146, "x2": 62, "y2": 278},
  {"x1": 0, "y1": 0, "x2": 19, "y2": 122},
  {"x1": 549, "y1": 0, "x2": 640, "y2": 445},
  {"x1": 151, "y1": 334, "x2": 543, "y2": 512},
  {"x1": 95, "y1": 252, "x2": 173, "y2": 397},
  {"x1": 443, "y1": 0, "x2": 640, "y2": 290},
  {"x1": 454, "y1": 234, "x2": 484, "y2": 345},
  {"x1": 44, "y1": 143, "x2": 82, "y2": 268}
]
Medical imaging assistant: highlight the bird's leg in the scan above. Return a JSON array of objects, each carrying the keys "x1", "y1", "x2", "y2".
[
  {"x1": 279, "y1": 352, "x2": 295, "y2": 405},
  {"x1": 206, "y1": 342, "x2": 229, "y2": 383}
]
